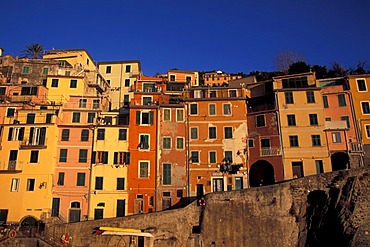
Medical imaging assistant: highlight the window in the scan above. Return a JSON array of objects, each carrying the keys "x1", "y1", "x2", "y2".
[
  {"x1": 72, "y1": 112, "x2": 81, "y2": 123},
  {"x1": 311, "y1": 135, "x2": 321, "y2": 146},
  {"x1": 292, "y1": 162, "x2": 304, "y2": 178},
  {"x1": 163, "y1": 109, "x2": 171, "y2": 121},
  {"x1": 289, "y1": 135, "x2": 299, "y2": 147},
  {"x1": 186, "y1": 76, "x2": 191, "y2": 83},
  {"x1": 209, "y1": 127, "x2": 216, "y2": 139},
  {"x1": 93, "y1": 100, "x2": 100, "y2": 109},
  {"x1": 106, "y1": 66, "x2": 111, "y2": 73},
  {"x1": 77, "y1": 173, "x2": 85, "y2": 186},
  {"x1": 139, "y1": 161, "x2": 149, "y2": 178},
  {"x1": 57, "y1": 172, "x2": 65, "y2": 186},
  {"x1": 46, "y1": 113, "x2": 53, "y2": 123},
  {"x1": 23, "y1": 66, "x2": 29, "y2": 73},
  {"x1": 114, "y1": 152, "x2": 130, "y2": 165},
  {"x1": 248, "y1": 139, "x2": 254, "y2": 148},
  {"x1": 229, "y1": 90, "x2": 237, "y2": 97},
  {"x1": 338, "y1": 94, "x2": 346, "y2": 107},
  {"x1": 191, "y1": 151, "x2": 199, "y2": 163},
  {"x1": 163, "y1": 137, "x2": 171, "y2": 149},
  {"x1": 315, "y1": 160, "x2": 324, "y2": 174},
  {"x1": 21, "y1": 87, "x2": 37, "y2": 95},
  {"x1": 256, "y1": 115, "x2": 265, "y2": 127},
  {"x1": 113, "y1": 178, "x2": 125, "y2": 191},
  {"x1": 223, "y1": 103, "x2": 231, "y2": 115},
  {"x1": 224, "y1": 127, "x2": 232, "y2": 139},
  {"x1": 224, "y1": 151, "x2": 233, "y2": 163},
  {"x1": 136, "y1": 111, "x2": 154, "y2": 125},
  {"x1": 97, "y1": 129, "x2": 105, "y2": 140},
  {"x1": 79, "y1": 149, "x2": 88, "y2": 163},
  {"x1": 8, "y1": 127, "x2": 25, "y2": 141},
  {"x1": 139, "y1": 134, "x2": 150, "y2": 149},
  {"x1": 209, "y1": 91, "x2": 217, "y2": 98},
  {"x1": 42, "y1": 67, "x2": 49, "y2": 75},
  {"x1": 70, "y1": 79, "x2": 77, "y2": 88},
  {"x1": 59, "y1": 149, "x2": 67, "y2": 162},
  {"x1": 362, "y1": 102, "x2": 370, "y2": 114},
  {"x1": 190, "y1": 127, "x2": 198, "y2": 139},
  {"x1": 142, "y1": 96, "x2": 152, "y2": 105},
  {"x1": 0, "y1": 87, "x2": 5, "y2": 95},
  {"x1": 190, "y1": 104, "x2": 198, "y2": 115},
  {"x1": 209, "y1": 151, "x2": 216, "y2": 163},
  {"x1": 213, "y1": 178, "x2": 224, "y2": 192},
  {"x1": 176, "y1": 109, "x2": 184, "y2": 121},
  {"x1": 11, "y1": 178, "x2": 20, "y2": 192},
  {"x1": 341, "y1": 116, "x2": 350, "y2": 128},
  {"x1": 176, "y1": 137, "x2": 184, "y2": 149},
  {"x1": 285, "y1": 92, "x2": 294, "y2": 104},
  {"x1": 125, "y1": 65, "x2": 131, "y2": 73},
  {"x1": 170, "y1": 75, "x2": 175, "y2": 81},
  {"x1": 26, "y1": 178, "x2": 35, "y2": 191},
  {"x1": 366, "y1": 125, "x2": 370, "y2": 138},
  {"x1": 27, "y1": 113, "x2": 35, "y2": 124},
  {"x1": 81, "y1": 129, "x2": 89, "y2": 141},
  {"x1": 357, "y1": 79, "x2": 367, "y2": 91},
  {"x1": 306, "y1": 91, "x2": 315, "y2": 103},
  {"x1": 235, "y1": 177, "x2": 243, "y2": 190},
  {"x1": 119, "y1": 129, "x2": 127, "y2": 140},
  {"x1": 95, "y1": 177, "x2": 103, "y2": 190},
  {"x1": 332, "y1": 132, "x2": 342, "y2": 143},
  {"x1": 87, "y1": 113, "x2": 95, "y2": 123},
  {"x1": 325, "y1": 117, "x2": 331, "y2": 121},
  {"x1": 79, "y1": 99, "x2": 87, "y2": 108},
  {"x1": 209, "y1": 104, "x2": 216, "y2": 115},
  {"x1": 163, "y1": 164, "x2": 171, "y2": 185},
  {"x1": 51, "y1": 79, "x2": 59, "y2": 87},
  {"x1": 61, "y1": 129, "x2": 69, "y2": 141},
  {"x1": 323, "y1": 95, "x2": 329, "y2": 108},
  {"x1": 309, "y1": 114, "x2": 318, "y2": 126},
  {"x1": 287, "y1": 114, "x2": 296, "y2": 126},
  {"x1": 30, "y1": 150, "x2": 39, "y2": 163},
  {"x1": 95, "y1": 151, "x2": 108, "y2": 164},
  {"x1": 6, "y1": 108, "x2": 15, "y2": 117}
]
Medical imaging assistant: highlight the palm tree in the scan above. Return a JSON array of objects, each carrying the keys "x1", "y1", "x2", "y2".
[{"x1": 22, "y1": 43, "x2": 43, "y2": 59}]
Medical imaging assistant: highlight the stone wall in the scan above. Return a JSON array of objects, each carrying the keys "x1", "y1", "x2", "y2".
[{"x1": 4, "y1": 167, "x2": 370, "y2": 246}]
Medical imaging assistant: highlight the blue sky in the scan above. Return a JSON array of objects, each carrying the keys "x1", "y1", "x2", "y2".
[{"x1": 2, "y1": 0, "x2": 370, "y2": 75}]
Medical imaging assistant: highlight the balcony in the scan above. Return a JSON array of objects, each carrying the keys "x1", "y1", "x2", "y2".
[
  {"x1": 20, "y1": 138, "x2": 47, "y2": 149},
  {"x1": 260, "y1": 147, "x2": 282, "y2": 157},
  {"x1": 325, "y1": 120, "x2": 348, "y2": 130},
  {"x1": 0, "y1": 161, "x2": 22, "y2": 173},
  {"x1": 350, "y1": 142, "x2": 363, "y2": 153}
]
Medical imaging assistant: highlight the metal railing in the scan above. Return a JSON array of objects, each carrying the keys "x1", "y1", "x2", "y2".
[{"x1": 261, "y1": 147, "x2": 282, "y2": 157}]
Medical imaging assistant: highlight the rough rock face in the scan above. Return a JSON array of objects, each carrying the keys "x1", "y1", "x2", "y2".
[{"x1": 4, "y1": 168, "x2": 370, "y2": 247}]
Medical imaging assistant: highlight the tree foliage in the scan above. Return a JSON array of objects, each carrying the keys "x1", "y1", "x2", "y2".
[
  {"x1": 288, "y1": 61, "x2": 311, "y2": 74},
  {"x1": 22, "y1": 43, "x2": 43, "y2": 59}
]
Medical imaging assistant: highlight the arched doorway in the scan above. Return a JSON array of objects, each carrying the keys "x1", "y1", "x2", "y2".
[
  {"x1": 69, "y1": 201, "x2": 81, "y2": 223},
  {"x1": 20, "y1": 215, "x2": 38, "y2": 227},
  {"x1": 249, "y1": 160, "x2": 275, "y2": 187},
  {"x1": 331, "y1": 152, "x2": 349, "y2": 171}
]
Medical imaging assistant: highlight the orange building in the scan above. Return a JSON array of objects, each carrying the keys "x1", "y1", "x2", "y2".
[
  {"x1": 184, "y1": 86, "x2": 249, "y2": 197},
  {"x1": 319, "y1": 77, "x2": 363, "y2": 170},
  {"x1": 203, "y1": 70, "x2": 243, "y2": 87},
  {"x1": 347, "y1": 74, "x2": 370, "y2": 165}
]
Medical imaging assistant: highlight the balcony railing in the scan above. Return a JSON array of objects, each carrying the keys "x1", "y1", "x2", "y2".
[
  {"x1": 20, "y1": 138, "x2": 47, "y2": 149},
  {"x1": 261, "y1": 147, "x2": 282, "y2": 157},
  {"x1": 0, "y1": 160, "x2": 22, "y2": 173},
  {"x1": 350, "y1": 142, "x2": 363, "y2": 153}
]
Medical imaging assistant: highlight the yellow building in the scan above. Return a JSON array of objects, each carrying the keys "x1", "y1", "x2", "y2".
[
  {"x1": 97, "y1": 61, "x2": 141, "y2": 110},
  {"x1": 89, "y1": 112, "x2": 129, "y2": 219},
  {"x1": 203, "y1": 70, "x2": 243, "y2": 86},
  {"x1": 273, "y1": 72, "x2": 331, "y2": 179},
  {"x1": 0, "y1": 88, "x2": 59, "y2": 224},
  {"x1": 347, "y1": 74, "x2": 370, "y2": 165}
]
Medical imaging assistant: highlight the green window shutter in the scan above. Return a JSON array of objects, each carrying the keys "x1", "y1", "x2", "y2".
[
  {"x1": 91, "y1": 151, "x2": 96, "y2": 164},
  {"x1": 136, "y1": 111, "x2": 140, "y2": 124},
  {"x1": 19, "y1": 127, "x2": 25, "y2": 141},
  {"x1": 8, "y1": 128, "x2": 13, "y2": 141},
  {"x1": 149, "y1": 111, "x2": 154, "y2": 124}
]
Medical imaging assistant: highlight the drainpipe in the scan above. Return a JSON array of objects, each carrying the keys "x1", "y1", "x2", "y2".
[
  {"x1": 186, "y1": 101, "x2": 190, "y2": 202},
  {"x1": 154, "y1": 104, "x2": 160, "y2": 212},
  {"x1": 87, "y1": 125, "x2": 96, "y2": 220},
  {"x1": 274, "y1": 91, "x2": 285, "y2": 180}
]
